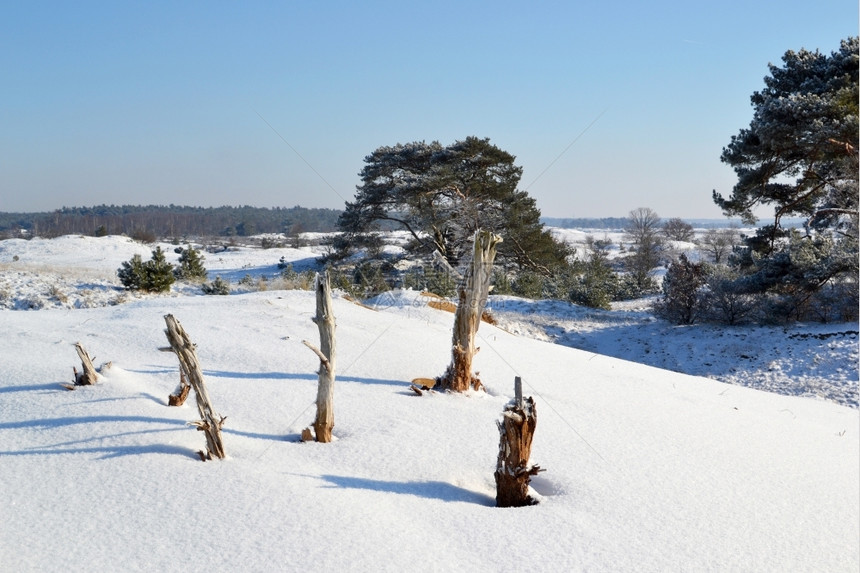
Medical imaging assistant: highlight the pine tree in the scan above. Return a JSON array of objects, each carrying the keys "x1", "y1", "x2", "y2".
[
  {"x1": 117, "y1": 254, "x2": 145, "y2": 290},
  {"x1": 174, "y1": 245, "x2": 207, "y2": 280},
  {"x1": 712, "y1": 37, "x2": 858, "y2": 320},
  {"x1": 335, "y1": 137, "x2": 569, "y2": 274},
  {"x1": 569, "y1": 251, "x2": 617, "y2": 310},
  {"x1": 202, "y1": 276, "x2": 230, "y2": 295},
  {"x1": 654, "y1": 254, "x2": 708, "y2": 324},
  {"x1": 117, "y1": 247, "x2": 175, "y2": 293},
  {"x1": 141, "y1": 247, "x2": 175, "y2": 293}
]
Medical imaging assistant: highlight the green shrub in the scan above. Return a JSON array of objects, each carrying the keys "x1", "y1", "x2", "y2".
[
  {"x1": 511, "y1": 270, "x2": 544, "y2": 299},
  {"x1": 174, "y1": 245, "x2": 207, "y2": 281},
  {"x1": 201, "y1": 276, "x2": 230, "y2": 295},
  {"x1": 402, "y1": 265, "x2": 457, "y2": 297},
  {"x1": 117, "y1": 247, "x2": 176, "y2": 293}
]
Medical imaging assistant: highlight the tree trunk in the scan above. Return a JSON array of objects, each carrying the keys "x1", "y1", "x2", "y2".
[
  {"x1": 163, "y1": 314, "x2": 226, "y2": 460},
  {"x1": 439, "y1": 230, "x2": 502, "y2": 392},
  {"x1": 73, "y1": 342, "x2": 99, "y2": 386},
  {"x1": 495, "y1": 377, "x2": 542, "y2": 507},
  {"x1": 302, "y1": 271, "x2": 337, "y2": 443}
]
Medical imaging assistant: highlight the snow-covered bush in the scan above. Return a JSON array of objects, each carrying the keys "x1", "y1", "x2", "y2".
[
  {"x1": 653, "y1": 254, "x2": 708, "y2": 324},
  {"x1": 201, "y1": 276, "x2": 230, "y2": 295}
]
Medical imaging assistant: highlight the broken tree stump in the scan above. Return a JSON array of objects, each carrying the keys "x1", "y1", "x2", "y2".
[
  {"x1": 72, "y1": 342, "x2": 99, "y2": 386},
  {"x1": 439, "y1": 230, "x2": 502, "y2": 392},
  {"x1": 494, "y1": 376, "x2": 543, "y2": 507},
  {"x1": 301, "y1": 270, "x2": 337, "y2": 443},
  {"x1": 163, "y1": 314, "x2": 226, "y2": 460}
]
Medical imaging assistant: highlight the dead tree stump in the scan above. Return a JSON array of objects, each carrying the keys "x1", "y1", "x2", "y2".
[
  {"x1": 494, "y1": 377, "x2": 543, "y2": 507},
  {"x1": 163, "y1": 314, "x2": 226, "y2": 460},
  {"x1": 72, "y1": 342, "x2": 99, "y2": 386},
  {"x1": 438, "y1": 230, "x2": 502, "y2": 392},
  {"x1": 302, "y1": 271, "x2": 337, "y2": 443}
]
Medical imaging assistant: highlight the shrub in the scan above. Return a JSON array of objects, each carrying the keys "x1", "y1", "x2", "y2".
[
  {"x1": 701, "y1": 266, "x2": 758, "y2": 325},
  {"x1": 352, "y1": 261, "x2": 392, "y2": 298},
  {"x1": 131, "y1": 229, "x2": 156, "y2": 244},
  {"x1": 174, "y1": 245, "x2": 207, "y2": 281},
  {"x1": 491, "y1": 268, "x2": 513, "y2": 296},
  {"x1": 261, "y1": 237, "x2": 284, "y2": 249},
  {"x1": 402, "y1": 264, "x2": 458, "y2": 297},
  {"x1": 278, "y1": 264, "x2": 317, "y2": 290},
  {"x1": 117, "y1": 254, "x2": 145, "y2": 290},
  {"x1": 201, "y1": 276, "x2": 230, "y2": 295},
  {"x1": 653, "y1": 254, "x2": 707, "y2": 324},
  {"x1": 613, "y1": 272, "x2": 658, "y2": 300},
  {"x1": 117, "y1": 247, "x2": 175, "y2": 293},
  {"x1": 568, "y1": 255, "x2": 616, "y2": 310},
  {"x1": 511, "y1": 270, "x2": 545, "y2": 299}
]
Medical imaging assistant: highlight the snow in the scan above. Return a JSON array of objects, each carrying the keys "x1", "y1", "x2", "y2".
[
  {"x1": 1, "y1": 235, "x2": 858, "y2": 572},
  {"x1": 487, "y1": 297, "x2": 859, "y2": 409}
]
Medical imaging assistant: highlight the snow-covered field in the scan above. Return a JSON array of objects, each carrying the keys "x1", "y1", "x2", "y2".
[{"x1": 1, "y1": 235, "x2": 858, "y2": 571}]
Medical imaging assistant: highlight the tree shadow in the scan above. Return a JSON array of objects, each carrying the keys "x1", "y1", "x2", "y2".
[
  {"x1": 0, "y1": 443, "x2": 198, "y2": 460},
  {"x1": 204, "y1": 370, "x2": 407, "y2": 387},
  {"x1": 222, "y1": 427, "x2": 294, "y2": 441},
  {"x1": 0, "y1": 382, "x2": 71, "y2": 394},
  {"x1": 0, "y1": 416, "x2": 201, "y2": 460},
  {"x1": 0, "y1": 415, "x2": 186, "y2": 431},
  {"x1": 318, "y1": 474, "x2": 494, "y2": 506}
]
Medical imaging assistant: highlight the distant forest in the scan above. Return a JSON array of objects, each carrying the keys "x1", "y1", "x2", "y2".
[
  {"x1": 541, "y1": 217, "x2": 747, "y2": 230},
  {"x1": 0, "y1": 205, "x2": 343, "y2": 239}
]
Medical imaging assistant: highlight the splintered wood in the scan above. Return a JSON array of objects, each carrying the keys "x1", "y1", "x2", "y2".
[
  {"x1": 163, "y1": 314, "x2": 226, "y2": 460},
  {"x1": 494, "y1": 377, "x2": 543, "y2": 507},
  {"x1": 302, "y1": 270, "x2": 337, "y2": 443},
  {"x1": 63, "y1": 343, "x2": 110, "y2": 390},
  {"x1": 73, "y1": 342, "x2": 99, "y2": 386},
  {"x1": 439, "y1": 230, "x2": 501, "y2": 392}
]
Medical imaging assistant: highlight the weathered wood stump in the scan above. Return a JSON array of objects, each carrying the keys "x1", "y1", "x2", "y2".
[
  {"x1": 72, "y1": 342, "x2": 99, "y2": 386},
  {"x1": 494, "y1": 377, "x2": 543, "y2": 507},
  {"x1": 163, "y1": 314, "x2": 226, "y2": 460},
  {"x1": 302, "y1": 271, "x2": 337, "y2": 443},
  {"x1": 438, "y1": 230, "x2": 502, "y2": 392}
]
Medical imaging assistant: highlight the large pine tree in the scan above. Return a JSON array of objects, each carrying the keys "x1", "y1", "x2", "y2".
[
  {"x1": 714, "y1": 37, "x2": 858, "y2": 249},
  {"x1": 713, "y1": 37, "x2": 858, "y2": 321},
  {"x1": 335, "y1": 137, "x2": 569, "y2": 273}
]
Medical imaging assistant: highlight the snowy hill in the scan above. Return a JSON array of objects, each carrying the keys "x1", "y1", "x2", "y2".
[{"x1": 0, "y1": 236, "x2": 858, "y2": 572}]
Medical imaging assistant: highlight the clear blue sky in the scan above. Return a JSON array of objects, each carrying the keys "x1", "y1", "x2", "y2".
[{"x1": 1, "y1": 1, "x2": 856, "y2": 218}]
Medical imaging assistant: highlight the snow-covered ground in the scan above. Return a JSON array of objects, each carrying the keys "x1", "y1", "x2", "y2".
[
  {"x1": 1, "y1": 235, "x2": 858, "y2": 571},
  {"x1": 487, "y1": 297, "x2": 859, "y2": 409},
  {"x1": 4, "y1": 234, "x2": 855, "y2": 408}
]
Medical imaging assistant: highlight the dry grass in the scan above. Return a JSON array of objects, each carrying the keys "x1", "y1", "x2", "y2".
[{"x1": 422, "y1": 292, "x2": 496, "y2": 324}]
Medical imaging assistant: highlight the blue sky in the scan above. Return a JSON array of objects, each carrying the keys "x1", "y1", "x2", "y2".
[{"x1": 1, "y1": 1, "x2": 856, "y2": 218}]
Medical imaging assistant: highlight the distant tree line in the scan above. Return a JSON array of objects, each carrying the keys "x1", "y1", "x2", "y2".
[{"x1": 0, "y1": 204, "x2": 342, "y2": 239}]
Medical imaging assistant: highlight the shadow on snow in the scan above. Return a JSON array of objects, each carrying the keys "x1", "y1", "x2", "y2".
[{"x1": 318, "y1": 474, "x2": 495, "y2": 506}]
